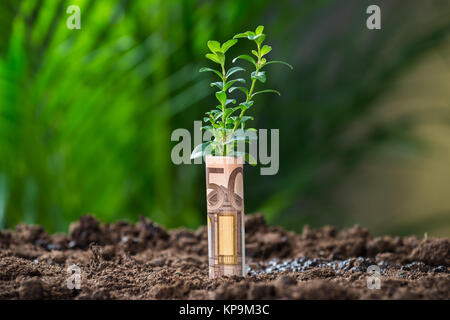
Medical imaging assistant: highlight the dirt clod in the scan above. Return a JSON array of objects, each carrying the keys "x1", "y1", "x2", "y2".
[
  {"x1": 19, "y1": 277, "x2": 44, "y2": 300},
  {"x1": 0, "y1": 214, "x2": 449, "y2": 299}
]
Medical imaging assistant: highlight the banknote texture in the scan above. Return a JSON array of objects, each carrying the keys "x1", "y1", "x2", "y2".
[{"x1": 205, "y1": 156, "x2": 245, "y2": 278}]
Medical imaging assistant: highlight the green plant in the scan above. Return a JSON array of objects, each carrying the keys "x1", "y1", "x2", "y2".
[{"x1": 191, "y1": 25, "x2": 292, "y2": 162}]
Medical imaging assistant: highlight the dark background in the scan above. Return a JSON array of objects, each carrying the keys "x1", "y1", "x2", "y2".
[{"x1": 0, "y1": 0, "x2": 449, "y2": 236}]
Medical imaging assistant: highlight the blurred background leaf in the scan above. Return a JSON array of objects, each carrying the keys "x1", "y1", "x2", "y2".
[{"x1": 0, "y1": 0, "x2": 449, "y2": 236}]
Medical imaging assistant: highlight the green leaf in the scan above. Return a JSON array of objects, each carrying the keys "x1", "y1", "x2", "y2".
[
  {"x1": 251, "y1": 70, "x2": 266, "y2": 83},
  {"x1": 210, "y1": 82, "x2": 223, "y2": 90},
  {"x1": 201, "y1": 125, "x2": 213, "y2": 131},
  {"x1": 221, "y1": 39, "x2": 237, "y2": 53},
  {"x1": 226, "y1": 117, "x2": 235, "y2": 125},
  {"x1": 241, "y1": 116, "x2": 254, "y2": 122},
  {"x1": 233, "y1": 32, "x2": 248, "y2": 39},
  {"x1": 216, "y1": 51, "x2": 225, "y2": 63},
  {"x1": 233, "y1": 31, "x2": 256, "y2": 40},
  {"x1": 215, "y1": 91, "x2": 227, "y2": 105},
  {"x1": 251, "y1": 50, "x2": 259, "y2": 58},
  {"x1": 225, "y1": 99, "x2": 236, "y2": 106},
  {"x1": 232, "y1": 55, "x2": 256, "y2": 66},
  {"x1": 206, "y1": 110, "x2": 220, "y2": 116},
  {"x1": 254, "y1": 34, "x2": 265, "y2": 45},
  {"x1": 199, "y1": 67, "x2": 223, "y2": 79},
  {"x1": 239, "y1": 101, "x2": 254, "y2": 110},
  {"x1": 261, "y1": 45, "x2": 272, "y2": 56},
  {"x1": 251, "y1": 89, "x2": 281, "y2": 98},
  {"x1": 206, "y1": 53, "x2": 221, "y2": 64},
  {"x1": 224, "y1": 78, "x2": 245, "y2": 91},
  {"x1": 225, "y1": 107, "x2": 236, "y2": 117},
  {"x1": 207, "y1": 40, "x2": 221, "y2": 53},
  {"x1": 228, "y1": 86, "x2": 248, "y2": 95},
  {"x1": 248, "y1": 33, "x2": 264, "y2": 41},
  {"x1": 255, "y1": 25, "x2": 264, "y2": 35},
  {"x1": 263, "y1": 60, "x2": 293, "y2": 69},
  {"x1": 226, "y1": 66, "x2": 245, "y2": 78},
  {"x1": 190, "y1": 142, "x2": 213, "y2": 160}
]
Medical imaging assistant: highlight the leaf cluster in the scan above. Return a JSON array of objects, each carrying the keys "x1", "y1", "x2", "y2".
[{"x1": 193, "y1": 26, "x2": 293, "y2": 162}]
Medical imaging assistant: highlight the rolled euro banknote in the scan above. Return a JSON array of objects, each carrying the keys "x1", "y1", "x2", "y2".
[{"x1": 205, "y1": 156, "x2": 246, "y2": 278}]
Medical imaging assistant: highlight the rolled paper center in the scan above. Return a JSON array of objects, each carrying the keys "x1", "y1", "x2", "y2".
[{"x1": 205, "y1": 156, "x2": 245, "y2": 278}]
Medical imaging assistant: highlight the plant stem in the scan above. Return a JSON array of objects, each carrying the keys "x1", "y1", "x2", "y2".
[
  {"x1": 232, "y1": 43, "x2": 261, "y2": 133},
  {"x1": 221, "y1": 63, "x2": 227, "y2": 155}
]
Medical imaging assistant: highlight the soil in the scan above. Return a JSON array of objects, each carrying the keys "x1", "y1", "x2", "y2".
[{"x1": 0, "y1": 214, "x2": 448, "y2": 300}]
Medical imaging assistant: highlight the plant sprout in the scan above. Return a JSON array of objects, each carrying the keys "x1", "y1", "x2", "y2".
[{"x1": 191, "y1": 25, "x2": 292, "y2": 163}]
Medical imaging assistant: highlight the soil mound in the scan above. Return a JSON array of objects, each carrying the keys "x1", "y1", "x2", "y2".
[{"x1": 0, "y1": 214, "x2": 448, "y2": 299}]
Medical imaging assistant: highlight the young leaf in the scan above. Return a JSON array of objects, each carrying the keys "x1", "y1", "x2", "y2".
[
  {"x1": 232, "y1": 55, "x2": 256, "y2": 66},
  {"x1": 255, "y1": 25, "x2": 264, "y2": 35},
  {"x1": 226, "y1": 118, "x2": 235, "y2": 125},
  {"x1": 221, "y1": 39, "x2": 237, "y2": 53},
  {"x1": 261, "y1": 45, "x2": 272, "y2": 56},
  {"x1": 233, "y1": 32, "x2": 248, "y2": 39},
  {"x1": 199, "y1": 67, "x2": 223, "y2": 79},
  {"x1": 251, "y1": 50, "x2": 259, "y2": 58},
  {"x1": 263, "y1": 60, "x2": 293, "y2": 69},
  {"x1": 206, "y1": 109, "x2": 220, "y2": 116},
  {"x1": 224, "y1": 78, "x2": 245, "y2": 91},
  {"x1": 248, "y1": 33, "x2": 264, "y2": 41},
  {"x1": 207, "y1": 40, "x2": 221, "y2": 53},
  {"x1": 251, "y1": 89, "x2": 281, "y2": 98},
  {"x1": 235, "y1": 31, "x2": 257, "y2": 40},
  {"x1": 226, "y1": 66, "x2": 245, "y2": 78},
  {"x1": 241, "y1": 116, "x2": 254, "y2": 122},
  {"x1": 215, "y1": 91, "x2": 227, "y2": 105},
  {"x1": 254, "y1": 34, "x2": 265, "y2": 45},
  {"x1": 214, "y1": 111, "x2": 223, "y2": 120},
  {"x1": 225, "y1": 107, "x2": 236, "y2": 117},
  {"x1": 245, "y1": 31, "x2": 256, "y2": 38},
  {"x1": 228, "y1": 86, "x2": 249, "y2": 95},
  {"x1": 206, "y1": 53, "x2": 221, "y2": 64},
  {"x1": 190, "y1": 141, "x2": 212, "y2": 160},
  {"x1": 239, "y1": 101, "x2": 254, "y2": 111},
  {"x1": 251, "y1": 70, "x2": 266, "y2": 83},
  {"x1": 210, "y1": 82, "x2": 223, "y2": 90},
  {"x1": 225, "y1": 99, "x2": 236, "y2": 106}
]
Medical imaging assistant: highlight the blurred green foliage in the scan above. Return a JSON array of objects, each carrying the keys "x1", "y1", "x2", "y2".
[{"x1": 0, "y1": 0, "x2": 449, "y2": 233}]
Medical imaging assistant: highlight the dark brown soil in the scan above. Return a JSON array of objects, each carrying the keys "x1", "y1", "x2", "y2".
[{"x1": 0, "y1": 214, "x2": 448, "y2": 299}]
